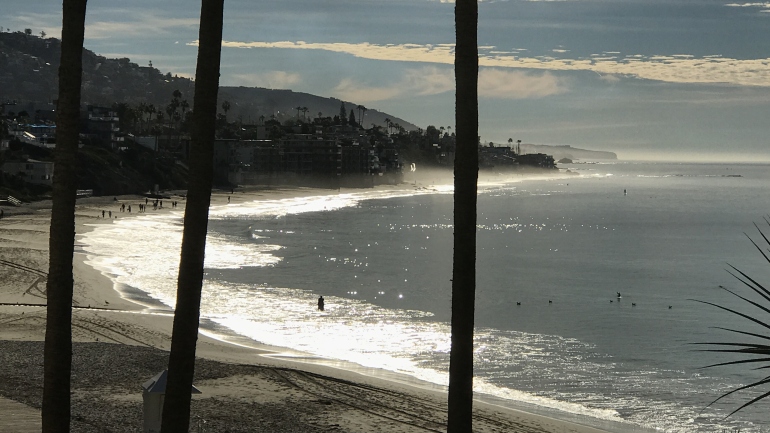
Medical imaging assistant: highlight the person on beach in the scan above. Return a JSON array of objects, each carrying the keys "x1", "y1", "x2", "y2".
[
  {"x1": 318, "y1": 296, "x2": 325, "y2": 311},
  {"x1": 128, "y1": 205, "x2": 131, "y2": 213},
  {"x1": 228, "y1": 196, "x2": 230, "y2": 203},
  {"x1": 102, "y1": 210, "x2": 105, "y2": 218},
  {"x1": 1, "y1": 209, "x2": 4, "y2": 219}
]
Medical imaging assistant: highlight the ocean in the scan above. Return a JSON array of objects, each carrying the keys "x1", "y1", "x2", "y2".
[{"x1": 80, "y1": 162, "x2": 770, "y2": 433}]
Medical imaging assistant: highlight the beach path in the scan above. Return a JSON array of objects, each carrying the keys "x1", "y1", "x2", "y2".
[{"x1": 0, "y1": 396, "x2": 41, "y2": 432}]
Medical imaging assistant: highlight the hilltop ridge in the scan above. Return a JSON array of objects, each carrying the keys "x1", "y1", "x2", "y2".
[{"x1": 0, "y1": 32, "x2": 417, "y2": 129}]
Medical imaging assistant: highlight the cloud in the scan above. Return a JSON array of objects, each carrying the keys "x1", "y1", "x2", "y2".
[
  {"x1": 9, "y1": 12, "x2": 60, "y2": 37},
  {"x1": 725, "y1": 2, "x2": 770, "y2": 12},
  {"x1": 333, "y1": 79, "x2": 404, "y2": 103},
  {"x1": 597, "y1": 74, "x2": 621, "y2": 83},
  {"x1": 230, "y1": 71, "x2": 302, "y2": 89},
  {"x1": 478, "y1": 69, "x2": 567, "y2": 98},
  {"x1": 332, "y1": 66, "x2": 453, "y2": 103},
  {"x1": 331, "y1": 66, "x2": 566, "y2": 102},
  {"x1": 206, "y1": 40, "x2": 770, "y2": 88},
  {"x1": 86, "y1": 12, "x2": 199, "y2": 39}
]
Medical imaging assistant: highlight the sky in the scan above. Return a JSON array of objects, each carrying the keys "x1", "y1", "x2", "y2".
[{"x1": 4, "y1": 0, "x2": 770, "y2": 161}]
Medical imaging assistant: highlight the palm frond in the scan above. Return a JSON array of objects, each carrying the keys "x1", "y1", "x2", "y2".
[
  {"x1": 697, "y1": 357, "x2": 770, "y2": 369},
  {"x1": 702, "y1": 377, "x2": 770, "y2": 414},
  {"x1": 724, "y1": 266, "x2": 770, "y2": 304},
  {"x1": 695, "y1": 222, "x2": 770, "y2": 417},
  {"x1": 692, "y1": 343, "x2": 770, "y2": 353},
  {"x1": 710, "y1": 326, "x2": 770, "y2": 342},
  {"x1": 690, "y1": 299, "x2": 770, "y2": 333}
]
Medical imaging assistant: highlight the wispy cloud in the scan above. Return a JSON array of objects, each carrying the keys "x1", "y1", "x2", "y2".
[
  {"x1": 478, "y1": 69, "x2": 567, "y2": 98},
  {"x1": 10, "y1": 12, "x2": 60, "y2": 37},
  {"x1": 331, "y1": 66, "x2": 566, "y2": 102},
  {"x1": 725, "y1": 2, "x2": 770, "y2": 12},
  {"x1": 230, "y1": 71, "x2": 302, "y2": 89},
  {"x1": 86, "y1": 13, "x2": 199, "y2": 39},
  {"x1": 8, "y1": 10, "x2": 199, "y2": 40},
  {"x1": 206, "y1": 40, "x2": 770, "y2": 87}
]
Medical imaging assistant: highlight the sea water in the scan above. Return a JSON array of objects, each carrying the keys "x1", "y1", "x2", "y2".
[{"x1": 80, "y1": 162, "x2": 770, "y2": 432}]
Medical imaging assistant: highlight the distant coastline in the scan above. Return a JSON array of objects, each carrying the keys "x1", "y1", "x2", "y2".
[{"x1": 519, "y1": 144, "x2": 618, "y2": 162}]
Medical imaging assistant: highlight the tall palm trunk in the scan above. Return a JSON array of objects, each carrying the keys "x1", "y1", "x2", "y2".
[
  {"x1": 42, "y1": 1, "x2": 88, "y2": 432},
  {"x1": 447, "y1": 0, "x2": 478, "y2": 432},
  {"x1": 160, "y1": 0, "x2": 224, "y2": 431}
]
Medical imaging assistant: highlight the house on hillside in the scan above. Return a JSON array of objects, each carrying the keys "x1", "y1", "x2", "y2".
[
  {"x1": 1, "y1": 159, "x2": 54, "y2": 185},
  {"x1": 85, "y1": 105, "x2": 121, "y2": 148},
  {"x1": 516, "y1": 153, "x2": 556, "y2": 169}
]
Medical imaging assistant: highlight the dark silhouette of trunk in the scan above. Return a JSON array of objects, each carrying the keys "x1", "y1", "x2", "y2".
[
  {"x1": 160, "y1": 1, "x2": 224, "y2": 431},
  {"x1": 42, "y1": 1, "x2": 88, "y2": 432},
  {"x1": 447, "y1": 0, "x2": 478, "y2": 431}
]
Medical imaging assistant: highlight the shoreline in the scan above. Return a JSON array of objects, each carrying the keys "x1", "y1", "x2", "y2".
[{"x1": 0, "y1": 177, "x2": 623, "y2": 433}]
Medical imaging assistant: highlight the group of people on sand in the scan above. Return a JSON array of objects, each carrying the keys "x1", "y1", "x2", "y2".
[{"x1": 98, "y1": 197, "x2": 183, "y2": 218}]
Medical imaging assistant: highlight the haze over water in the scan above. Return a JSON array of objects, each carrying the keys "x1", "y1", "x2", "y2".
[{"x1": 81, "y1": 162, "x2": 770, "y2": 433}]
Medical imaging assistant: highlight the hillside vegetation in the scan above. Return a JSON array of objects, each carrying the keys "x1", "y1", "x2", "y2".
[{"x1": 0, "y1": 32, "x2": 416, "y2": 129}]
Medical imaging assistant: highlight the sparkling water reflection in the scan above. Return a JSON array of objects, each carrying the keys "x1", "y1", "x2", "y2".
[{"x1": 80, "y1": 164, "x2": 770, "y2": 433}]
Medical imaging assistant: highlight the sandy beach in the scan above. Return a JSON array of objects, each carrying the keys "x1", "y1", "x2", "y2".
[{"x1": 0, "y1": 186, "x2": 612, "y2": 433}]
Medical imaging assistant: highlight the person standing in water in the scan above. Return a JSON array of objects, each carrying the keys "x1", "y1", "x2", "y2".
[{"x1": 318, "y1": 296, "x2": 325, "y2": 311}]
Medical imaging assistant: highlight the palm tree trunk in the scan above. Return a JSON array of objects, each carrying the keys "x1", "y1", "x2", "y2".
[
  {"x1": 42, "y1": 1, "x2": 88, "y2": 432},
  {"x1": 447, "y1": 0, "x2": 478, "y2": 431},
  {"x1": 160, "y1": 1, "x2": 224, "y2": 432}
]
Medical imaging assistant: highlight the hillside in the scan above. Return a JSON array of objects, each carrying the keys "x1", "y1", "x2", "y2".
[{"x1": 0, "y1": 32, "x2": 417, "y2": 129}]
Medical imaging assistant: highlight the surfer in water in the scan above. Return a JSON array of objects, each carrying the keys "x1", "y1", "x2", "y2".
[{"x1": 617, "y1": 292, "x2": 622, "y2": 299}]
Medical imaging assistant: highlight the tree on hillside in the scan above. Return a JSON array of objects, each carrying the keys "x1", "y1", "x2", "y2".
[
  {"x1": 339, "y1": 101, "x2": 347, "y2": 124},
  {"x1": 180, "y1": 99, "x2": 190, "y2": 120},
  {"x1": 447, "y1": 0, "x2": 479, "y2": 430},
  {"x1": 160, "y1": 0, "x2": 225, "y2": 431},
  {"x1": 146, "y1": 104, "x2": 156, "y2": 123},
  {"x1": 349, "y1": 109, "x2": 356, "y2": 127},
  {"x1": 42, "y1": 1, "x2": 88, "y2": 432},
  {"x1": 221, "y1": 100, "x2": 231, "y2": 122},
  {"x1": 357, "y1": 105, "x2": 367, "y2": 126}
]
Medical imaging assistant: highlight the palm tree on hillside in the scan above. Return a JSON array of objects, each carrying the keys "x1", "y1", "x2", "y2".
[
  {"x1": 357, "y1": 105, "x2": 367, "y2": 126},
  {"x1": 160, "y1": 0, "x2": 225, "y2": 431},
  {"x1": 447, "y1": 0, "x2": 479, "y2": 430},
  {"x1": 42, "y1": 1, "x2": 88, "y2": 432}
]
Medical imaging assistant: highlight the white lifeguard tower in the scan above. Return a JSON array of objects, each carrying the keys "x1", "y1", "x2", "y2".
[{"x1": 142, "y1": 370, "x2": 201, "y2": 433}]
